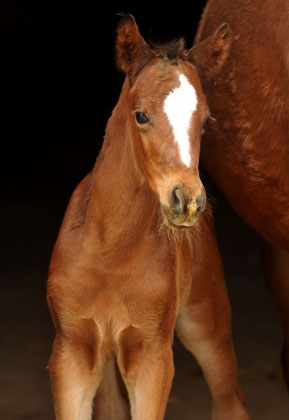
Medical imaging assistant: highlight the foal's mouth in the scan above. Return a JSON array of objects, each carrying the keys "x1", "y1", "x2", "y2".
[{"x1": 160, "y1": 203, "x2": 200, "y2": 230}]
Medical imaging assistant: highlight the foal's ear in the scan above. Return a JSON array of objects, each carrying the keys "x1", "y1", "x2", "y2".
[
  {"x1": 116, "y1": 14, "x2": 153, "y2": 84},
  {"x1": 189, "y1": 23, "x2": 230, "y2": 84}
]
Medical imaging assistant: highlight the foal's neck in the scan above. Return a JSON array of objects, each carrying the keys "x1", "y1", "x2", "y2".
[{"x1": 85, "y1": 80, "x2": 160, "y2": 257}]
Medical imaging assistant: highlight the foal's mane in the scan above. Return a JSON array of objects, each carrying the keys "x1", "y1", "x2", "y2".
[{"x1": 151, "y1": 38, "x2": 189, "y2": 62}]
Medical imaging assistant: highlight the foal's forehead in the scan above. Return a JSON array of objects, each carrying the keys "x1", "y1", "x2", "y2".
[
  {"x1": 132, "y1": 60, "x2": 203, "y2": 106},
  {"x1": 131, "y1": 60, "x2": 206, "y2": 168}
]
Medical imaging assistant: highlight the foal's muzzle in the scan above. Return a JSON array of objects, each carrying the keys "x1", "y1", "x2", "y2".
[{"x1": 161, "y1": 185, "x2": 206, "y2": 229}]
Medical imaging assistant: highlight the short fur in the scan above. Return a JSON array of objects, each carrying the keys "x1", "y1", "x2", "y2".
[
  {"x1": 47, "y1": 15, "x2": 250, "y2": 420},
  {"x1": 195, "y1": 0, "x2": 289, "y2": 389}
]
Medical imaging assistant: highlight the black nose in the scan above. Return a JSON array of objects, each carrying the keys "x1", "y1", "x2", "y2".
[
  {"x1": 169, "y1": 185, "x2": 185, "y2": 215},
  {"x1": 169, "y1": 186, "x2": 206, "y2": 217},
  {"x1": 196, "y1": 189, "x2": 206, "y2": 216}
]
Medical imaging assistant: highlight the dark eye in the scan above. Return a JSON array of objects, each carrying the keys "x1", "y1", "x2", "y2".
[
  {"x1": 203, "y1": 117, "x2": 210, "y2": 129},
  {"x1": 135, "y1": 111, "x2": 149, "y2": 124}
]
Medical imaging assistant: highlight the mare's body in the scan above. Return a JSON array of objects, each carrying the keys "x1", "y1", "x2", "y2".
[{"x1": 196, "y1": 0, "x2": 289, "y2": 386}]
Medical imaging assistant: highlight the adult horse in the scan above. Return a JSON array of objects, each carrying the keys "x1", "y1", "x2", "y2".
[
  {"x1": 195, "y1": 0, "x2": 289, "y2": 387},
  {"x1": 47, "y1": 15, "x2": 249, "y2": 420}
]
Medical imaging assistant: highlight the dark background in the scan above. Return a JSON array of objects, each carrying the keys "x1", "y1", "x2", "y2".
[
  {"x1": 1, "y1": 2, "x2": 288, "y2": 419},
  {"x1": 1, "y1": 1, "x2": 205, "y2": 196}
]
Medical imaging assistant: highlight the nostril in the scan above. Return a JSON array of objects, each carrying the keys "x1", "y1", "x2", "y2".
[
  {"x1": 169, "y1": 186, "x2": 185, "y2": 215},
  {"x1": 196, "y1": 190, "x2": 206, "y2": 215}
]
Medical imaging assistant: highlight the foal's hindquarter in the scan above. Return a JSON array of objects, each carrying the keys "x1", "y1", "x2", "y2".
[{"x1": 47, "y1": 16, "x2": 249, "y2": 420}]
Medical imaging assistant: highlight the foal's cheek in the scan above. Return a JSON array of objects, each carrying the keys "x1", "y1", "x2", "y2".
[
  {"x1": 132, "y1": 128, "x2": 167, "y2": 198},
  {"x1": 130, "y1": 131, "x2": 156, "y2": 187}
]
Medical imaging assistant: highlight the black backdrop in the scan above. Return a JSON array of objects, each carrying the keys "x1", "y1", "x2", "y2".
[{"x1": 1, "y1": 2, "x2": 207, "y2": 197}]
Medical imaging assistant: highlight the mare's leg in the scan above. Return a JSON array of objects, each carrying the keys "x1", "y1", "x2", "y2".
[
  {"x1": 260, "y1": 240, "x2": 289, "y2": 388},
  {"x1": 175, "y1": 224, "x2": 249, "y2": 420},
  {"x1": 117, "y1": 328, "x2": 175, "y2": 420},
  {"x1": 49, "y1": 333, "x2": 102, "y2": 420}
]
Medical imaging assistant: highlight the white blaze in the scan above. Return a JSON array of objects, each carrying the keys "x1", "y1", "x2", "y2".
[{"x1": 164, "y1": 73, "x2": 198, "y2": 167}]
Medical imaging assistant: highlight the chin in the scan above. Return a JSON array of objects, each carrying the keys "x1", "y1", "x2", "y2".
[{"x1": 160, "y1": 205, "x2": 198, "y2": 231}]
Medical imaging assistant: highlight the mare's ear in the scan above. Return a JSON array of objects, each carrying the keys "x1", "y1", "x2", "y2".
[
  {"x1": 188, "y1": 23, "x2": 230, "y2": 84},
  {"x1": 116, "y1": 14, "x2": 153, "y2": 84}
]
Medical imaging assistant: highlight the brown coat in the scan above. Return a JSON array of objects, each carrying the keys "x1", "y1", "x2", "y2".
[{"x1": 47, "y1": 15, "x2": 249, "y2": 420}]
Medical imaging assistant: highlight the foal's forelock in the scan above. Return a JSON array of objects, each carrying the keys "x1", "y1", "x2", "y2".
[{"x1": 163, "y1": 72, "x2": 198, "y2": 167}]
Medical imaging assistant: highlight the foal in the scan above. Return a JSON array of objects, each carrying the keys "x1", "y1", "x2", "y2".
[{"x1": 47, "y1": 15, "x2": 249, "y2": 420}]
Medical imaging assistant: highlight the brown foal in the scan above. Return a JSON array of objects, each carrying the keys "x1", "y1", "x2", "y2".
[{"x1": 47, "y1": 15, "x2": 249, "y2": 420}]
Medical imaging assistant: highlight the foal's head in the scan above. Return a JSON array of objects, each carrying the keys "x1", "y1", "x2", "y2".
[{"x1": 115, "y1": 15, "x2": 230, "y2": 229}]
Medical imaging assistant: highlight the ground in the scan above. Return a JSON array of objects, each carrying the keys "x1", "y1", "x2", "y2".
[{"x1": 1, "y1": 186, "x2": 289, "y2": 419}]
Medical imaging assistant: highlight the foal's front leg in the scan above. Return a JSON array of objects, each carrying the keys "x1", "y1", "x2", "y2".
[
  {"x1": 117, "y1": 332, "x2": 175, "y2": 420},
  {"x1": 176, "y1": 221, "x2": 250, "y2": 420},
  {"x1": 49, "y1": 335, "x2": 102, "y2": 420},
  {"x1": 176, "y1": 304, "x2": 249, "y2": 420},
  {"x1": 175, "y1": 282, "x2": 249, "y2": 418}
]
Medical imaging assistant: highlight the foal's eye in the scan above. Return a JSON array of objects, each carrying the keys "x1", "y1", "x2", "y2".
[
  {"x1": 203, "y1": 117, "x2": 210, "y2": 129},
  {"x1": 135, "y1": 111, "x2": 149, "y2": 125}
]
